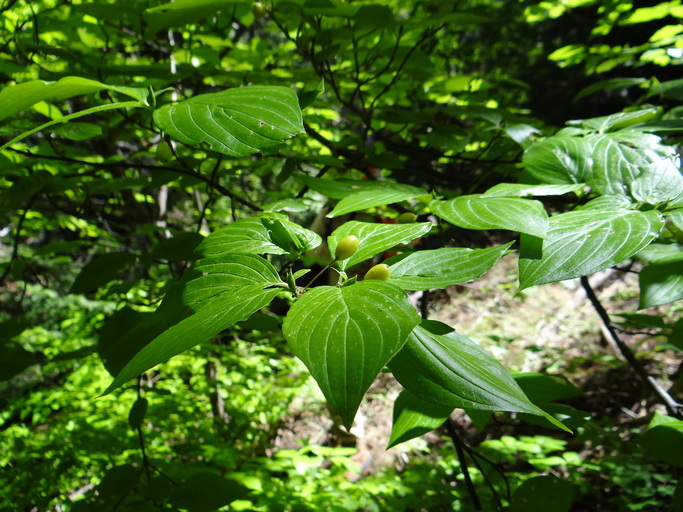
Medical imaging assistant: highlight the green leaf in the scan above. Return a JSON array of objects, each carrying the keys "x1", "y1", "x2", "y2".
[
  {"x1": 522, "y1": 136, "x2": 593, "y2": 185},
  {"x1": 519, "y1": 209, "x2": 664, "y2": 289},
  {"x1": 483, "y1": 183, "x2": 584, "y2": 198},
  {"x1": 0, "y1": 341, "x2": 38, "y2": 382},
  {"x1": 513, "y1": 373, "x2": 583, "y2": 403},
  {"x1": 0, "y1": 76, "x2": 147, "y2": 122},
  {"x1": 153, "y1": 86, "x2": 304, "y2": 157},
  {"x1": 572, "y1": 107, "x2": 662, "y2": 132},
  {"x1": 169, "y1": 472, "x2": 249, "y2": 512},
  {"x1": 432, "y1": 195, "x2": 549, "y2": 238},
  {"x1": 387, "y1": 390, "x2": 453, "y2": 449},
  {"x1": 328, "y1": 221, "x2": 433, "y2": 271},
  {"x1": 196, "y1": 215, "x2": 321, "y2": 258},
  {"x1": 327, "y1": 183, "x2": 427, "y2": 218},
  {"x1": 0, "y1": 101, "x2": 144, "y2": 151},
  {"x1": 631, "y1": 159, "x2": 683, "y2": 204},
  {"x1": 510, "y1": 476, "x2": 575, "y2": 512},
  {"x1": 388, "y1": 321, "x2": 568, "y2": 431},
  {"x1": 387, "y1": 243, "x2": 513, "y2": 290},
  {"x1": 298, "y1": 175, "x2": 401, "y2": 200},
  {"x1": 102, "y1": 255, "x2": 282, "y2": 395},
  {"x1": 587, "y1": 131, "x2": 676, "y2": 195},
  {"x1": 639, "y1": 262, "x2": 683, "y2": 308},
  {"x1": 127, "y1": 397, "x2": 148, "y2": 430},
  {"x1": 145, "y1": 0, "x2": 245, "y2": 33},
  {"x1": 282, "y1": 281, "x2": 421, "y2": 428},
  {"x1": 69, "y1": 251, "x2": 138, "y2": 294},
  {"x1": 637, "y1": 421, "x2": 683, "y2": 468}
]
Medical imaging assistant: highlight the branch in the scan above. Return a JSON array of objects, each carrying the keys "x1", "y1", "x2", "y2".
[
  {"x1": 580, "y1": 276, "x2": 681, "y2": 418},
  {"x1": 444, "y1": 419, "x2": 482, "y2": 511}
]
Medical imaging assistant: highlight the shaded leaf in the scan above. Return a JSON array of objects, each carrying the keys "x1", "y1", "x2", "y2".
[
  {"x1": 169, "y1": 472, "x2": 249, "y2": 512},
  {"x1": 282, "y1": 281, "x2": 420, "y2": 428},
  {"x1": 388, "y1": 390, "x2": 453, "y2": 449},
  {"x1": 639, "y1": 262, "x2": 683, "y2": 309},
  {"x1": 637, "y1": 422, "x2": 683, "y2": 468},
  {"x1": 511, "y1": 476, "x2": 575, "y2": 512},
  {"x1": 69, "y1": 252, "x2": 138, "y2": 294},
  {"x1": 388, "y1": 321, "x2": 568, "y2": 430},
  {"x1": 153, "y1": 86, "x2": 304, "y2": 157}
]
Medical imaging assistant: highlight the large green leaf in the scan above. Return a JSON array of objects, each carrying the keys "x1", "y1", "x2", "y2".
[
  {"x1": 328, "y1": 221, "x2": 433, "y2": 271},
  {"x1": 153, "y1": 86, "x2": 304, "y2": 157},
  {"x1": 102, "y1": 254, "x2": 283, "y2": 395},
  {"x1": 387, "y1": 390, "x2": 453, "y2": 449},
  {"x1": 0, "y1": 76, "x2": 148, "y2": 122},
  {"x1": 387, "y1": 243, "x2": 513, "y2": 290},
  {"x1": 432, "y1": 195, "x2": 549, "y2": 238},
  {"x1": 586, "y1": 131, "x2": 677, "y2": 196},
  {"x1": 195, "y1": 215, "x2": 321, "y2": 258},
  {"x1": 522, "y1": 136, "x2": 593, "y2": 185},
  {"x1": 327, "y1": 183, "x2": 427, "y2": 218},
  {"x1": 282, "y1": 281, "x2": 420, "y2": 428},
  {"x1": 388, "y1": 321, "x2": 567, "y2": 430},
  {"x1": 519, "y1": 209, "x2": 664, "y2": 289}
]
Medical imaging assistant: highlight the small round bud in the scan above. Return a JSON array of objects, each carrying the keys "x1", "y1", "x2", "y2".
[{"x1": 252, "y1": 2, "x2": 267, "y2": 19}]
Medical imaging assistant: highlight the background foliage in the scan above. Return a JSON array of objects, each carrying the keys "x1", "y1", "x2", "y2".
[{"x1": 1, "y1": 0, "x2": 682, "y2": 511}]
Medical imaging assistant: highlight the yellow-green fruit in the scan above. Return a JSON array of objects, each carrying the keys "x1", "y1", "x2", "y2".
[
  {"x1": 252, "y1": 2, "x2": 267, "y2": 18},
  {"x1": 156, "y1": 141, "x2": 173, "y2": 163},
  {"x1": 364, "y1": 263, "x2": 391, "y2": 281},
  {"x1": 335, "y1": 235, "x2": 359, "y2": 261},
  {"x1": 398, "y1": 212, "x2": 417, "y2": 224}
]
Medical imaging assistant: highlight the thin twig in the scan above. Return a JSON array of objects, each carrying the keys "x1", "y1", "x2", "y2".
[
  {"x1": 580, "y1": 275, "x2": 681, "y2": 417},
  {"x1": 444, "y1": 419, "x2": 482, "y2": 511}
]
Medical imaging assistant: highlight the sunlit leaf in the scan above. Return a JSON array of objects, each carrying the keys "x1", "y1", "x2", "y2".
[
  {"x1": 387, "y1": 243, "x2": 513, "y2": 290},
  {"x1": 153, "y1": 86, "x2": 304, "y2": 157},
  {"x1": 102, "y1": 255, "x2": 283, "y2": 395},
  {"x1": 432, "y1": 195, "x2": 549, "y2": 238},
  {"x1": 328, "y1": 221, "x2": 433, "y2": 270},
  {"x1": 282, "y1": 281, "x2": 420, "y2": 428},
  {"x1": 519, "y1": 209, "x2": 664, "y2": 289}
]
